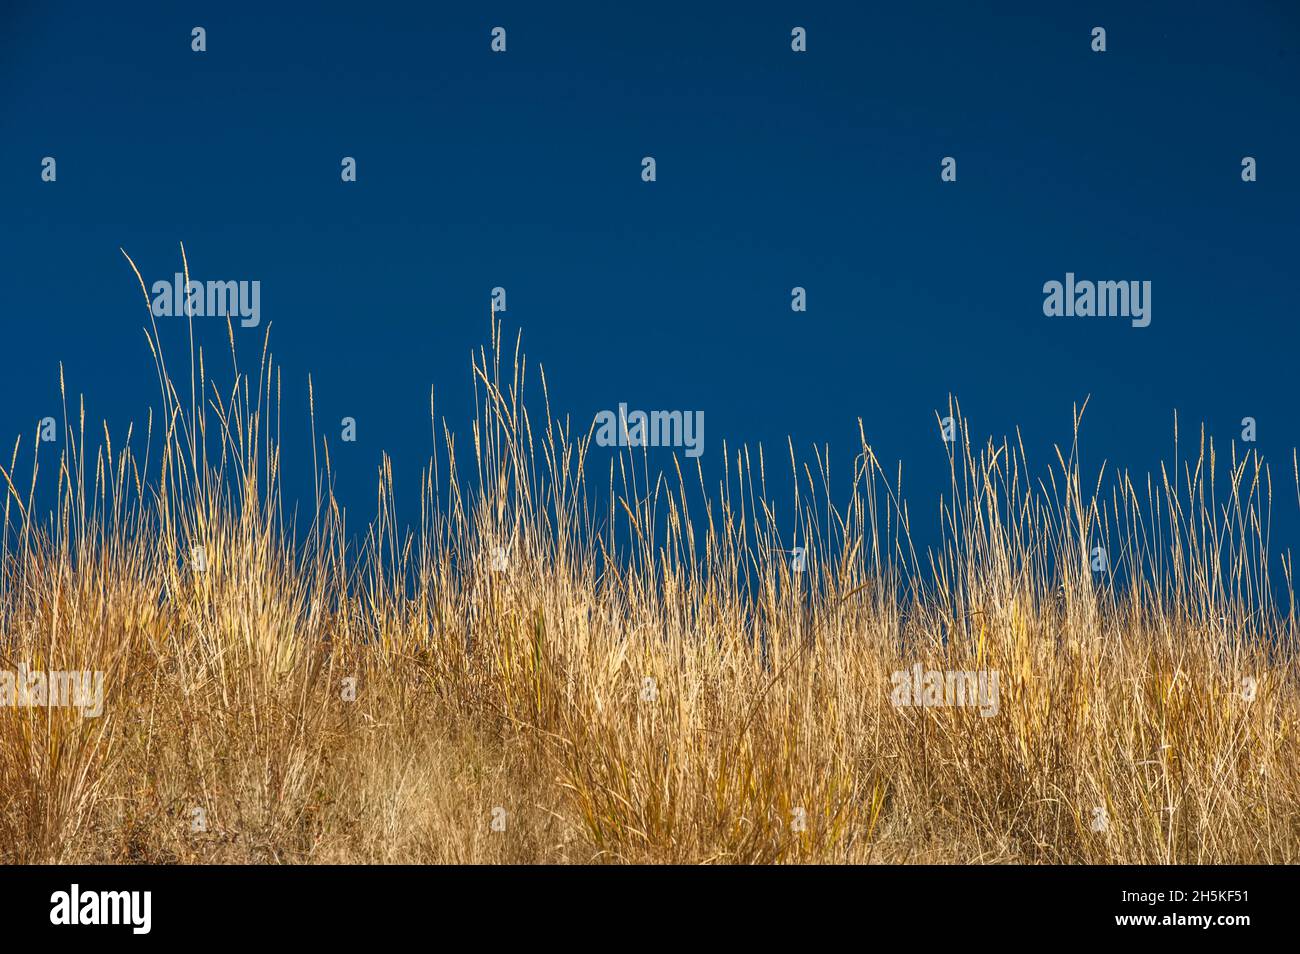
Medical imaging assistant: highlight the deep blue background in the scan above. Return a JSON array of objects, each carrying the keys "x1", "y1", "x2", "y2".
[{"x1": 1, "y1": 1, "x2": 1297, "y2": 562}]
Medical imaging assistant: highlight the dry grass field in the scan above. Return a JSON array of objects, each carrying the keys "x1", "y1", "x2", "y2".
[{"x1": 1, "y1": 263, "x2": 1297, "y2": 864}]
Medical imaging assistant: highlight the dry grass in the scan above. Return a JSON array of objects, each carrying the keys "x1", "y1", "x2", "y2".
[{"x1": 1, "y1": 260, "x2": 1297, "y2": 864}]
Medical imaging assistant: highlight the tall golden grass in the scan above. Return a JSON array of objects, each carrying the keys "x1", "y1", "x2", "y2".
[{"x1": 0, "y1": 255, "x2": 1296, "y2": 863}]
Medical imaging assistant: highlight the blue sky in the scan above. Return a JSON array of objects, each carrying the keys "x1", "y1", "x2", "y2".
[{"x1": 1, "y1": 1, "x2": 1298, "y2": 560}]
